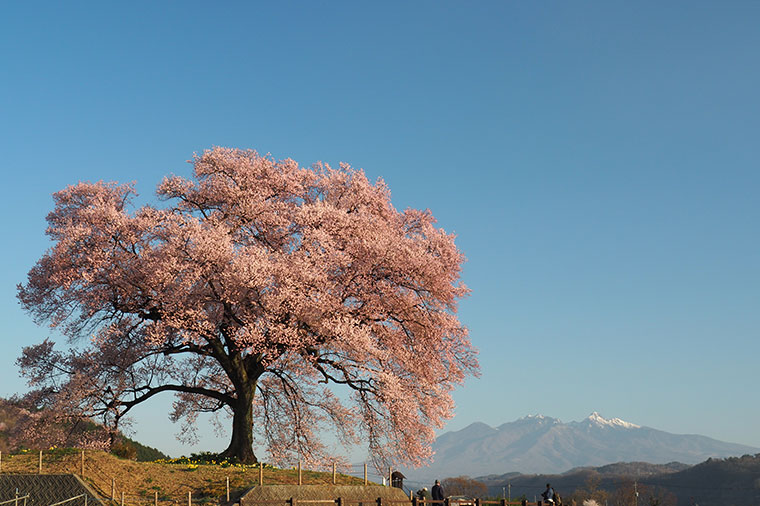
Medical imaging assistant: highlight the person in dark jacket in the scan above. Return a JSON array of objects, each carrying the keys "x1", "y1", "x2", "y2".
[
  {"x1": 541, "y1": 483, "x2": 554, "y2": 504},
  {"x1": 431, "y1": 480, "x2": 444, "y2": 503}
]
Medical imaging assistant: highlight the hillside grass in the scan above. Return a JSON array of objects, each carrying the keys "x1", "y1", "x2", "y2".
[{"x1": 0, "y1": 449, "x2": 370, "y2": 504}]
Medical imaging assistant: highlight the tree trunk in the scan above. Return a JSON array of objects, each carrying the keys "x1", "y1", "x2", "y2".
[{"x1": 220, "y1": 386, "x2": 257, "y2": 464}]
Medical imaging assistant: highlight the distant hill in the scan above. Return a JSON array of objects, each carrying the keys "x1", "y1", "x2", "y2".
[
  {"x1": 477, "y1": 455, "x2": 760, "y2": 506},
  {"x1": 565, "y1": 460, "x2": 691, "y2": 476},
  {"x1": 409, "y1": 412, "x2": 759, "y2": 479},
  {"x1": 478, "y1": 462, "x2": 690, "y2": 500},
  {"x1": 0, "y1": 397, "x2": 167, "y2": 461},
  {"x1": 651, "y1": 453, "x2": 760, "y2": 506}
]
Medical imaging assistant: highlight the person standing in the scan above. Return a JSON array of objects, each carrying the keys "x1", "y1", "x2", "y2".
[
  {"x1": 541, "y1": 483, "x2": 554, "y2": 505},
  {"x1": 432, "y1": 480, "x2": 444, "y2": 503}
]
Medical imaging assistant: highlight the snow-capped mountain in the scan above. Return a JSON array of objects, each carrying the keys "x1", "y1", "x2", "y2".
[
  {"x1": 407, "y1": 413, "x2": 759, "y2": 479},
  {"x1": 580, "y1": 411, "x2": 640, "y2": 429}
]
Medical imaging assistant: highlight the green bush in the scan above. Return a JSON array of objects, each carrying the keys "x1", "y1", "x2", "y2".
[{"x1": 111, "y1": 440, "x2": 138, "y2": 460}]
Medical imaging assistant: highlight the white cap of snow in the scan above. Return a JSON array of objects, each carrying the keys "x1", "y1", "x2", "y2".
[{"x1": 586, "y1": 411, "x2": 640, "y2": 429}]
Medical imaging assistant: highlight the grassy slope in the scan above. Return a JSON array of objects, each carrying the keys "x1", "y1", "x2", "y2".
[{"x1": 0, "y1": 450, "x2": 369, "y2": 504}]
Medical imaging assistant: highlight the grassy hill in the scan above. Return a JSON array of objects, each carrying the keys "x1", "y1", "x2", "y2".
[
  {"x1": 0, "y1": 398, "x2": 26, "y2": 453},
  {"x1": 0, "y1": 397, "x2": 167, "y2": 462},
  {"x1": 0, "y1": 449, "x2": 369, "y2": 504},
  {"x1": 1, "y1": 396, "x2": 375, "y2": 505}
]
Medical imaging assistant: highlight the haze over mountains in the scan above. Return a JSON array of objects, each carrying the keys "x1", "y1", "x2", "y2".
[{"x1": 411, "y1": 413, "x2": 759, "y2": 479}]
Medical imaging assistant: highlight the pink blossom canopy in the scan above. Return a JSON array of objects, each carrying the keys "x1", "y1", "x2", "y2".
[{"x1": 18, "y1": 147, "x2": 478, "y2": 467}]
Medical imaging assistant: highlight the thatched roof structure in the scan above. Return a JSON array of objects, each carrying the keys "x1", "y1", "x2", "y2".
[{"x1": 240, "y1": 485, "x2": 410, "y2": 505}]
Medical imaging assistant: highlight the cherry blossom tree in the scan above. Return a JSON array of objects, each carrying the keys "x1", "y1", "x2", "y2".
[{"x1": 17, "y1": 147, "x2": 478, "y2": 466}]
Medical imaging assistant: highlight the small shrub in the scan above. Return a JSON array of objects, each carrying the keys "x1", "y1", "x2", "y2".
[{"x1": 111, "y1": 440, "x2": 138, "y2": 460}]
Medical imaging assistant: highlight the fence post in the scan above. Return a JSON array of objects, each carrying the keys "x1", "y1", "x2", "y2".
[
  {"x1": 121, "y1": 492, "x2": 124, "y2": 506},
  {"x1": 111, "y1": 478, "x2": 115, "y2": 501},
  {"x1": 0, "y1": 450, "x2": 2, "y2": 473},
  {"x1": 226, "y1": 477, "x2": 230, "y2": 502},
  {"x1": 154, "y1": 491, "x2": 158, "y2": 506},
  {"x1": 364, "y1": 463, "x2": 367, "y2": 485},
  {"x1": 259, "y1": 462, "x2": 263, "y2": 486},
  {"x1": 39, "y1": 451, "x2": 42, "y2": 474},
  {"x1": 81, "y1": 450, "x2": 85, "y2": 477},
  {"x1": 332, "y1": 462, "x2": 336, "y2": 485},
  {"x1": 188, "y1": 491, "x2": 191, "y2": 506},
  {"x1": 298, "y1": 460, "x2": 302, "y2": 486}
]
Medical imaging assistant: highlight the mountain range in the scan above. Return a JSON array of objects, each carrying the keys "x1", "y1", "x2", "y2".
[{"x1": 410, "y1": 412, "x2": 759, "y2": 479}]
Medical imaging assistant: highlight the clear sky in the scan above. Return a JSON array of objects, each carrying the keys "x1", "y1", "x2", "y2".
[{"x1": 1, "y1": 1, "x2": 759, "y2": 465}]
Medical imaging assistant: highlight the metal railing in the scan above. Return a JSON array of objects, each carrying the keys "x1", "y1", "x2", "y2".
[
  {"x1": 48, "y1": 494, "x2": 89, "y2": 506},
  {"x1": 0, "y1": 495, "x2": 30, "y2": 506}
]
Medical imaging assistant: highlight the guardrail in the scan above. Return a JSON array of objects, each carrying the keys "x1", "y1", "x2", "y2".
[
  {"x1": 49, "y1": 494, "x2": 89, "y2": 506},
  {"x1": 0, "y1": 494, "x2": 30, "y2": 506}
]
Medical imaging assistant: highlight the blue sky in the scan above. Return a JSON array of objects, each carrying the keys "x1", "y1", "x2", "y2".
[{"x1": 1, "y1": 1, "x2": 759, "y2": 465}]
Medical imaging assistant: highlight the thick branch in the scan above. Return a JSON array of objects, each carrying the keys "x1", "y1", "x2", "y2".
[{"x1": 111, "y1": 383, "x2": 234, "y2": 413}]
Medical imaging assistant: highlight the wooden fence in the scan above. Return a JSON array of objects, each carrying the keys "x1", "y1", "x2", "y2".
[
  {"x1": 0, "y1": 451, "x2": 393, "y2": 506},
  {"x1": 0, "y1": 452, "x2": 550, "y2": 506},
  {"x1": 236, "y1": 500, "x2": 538, "y2": 506}
]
